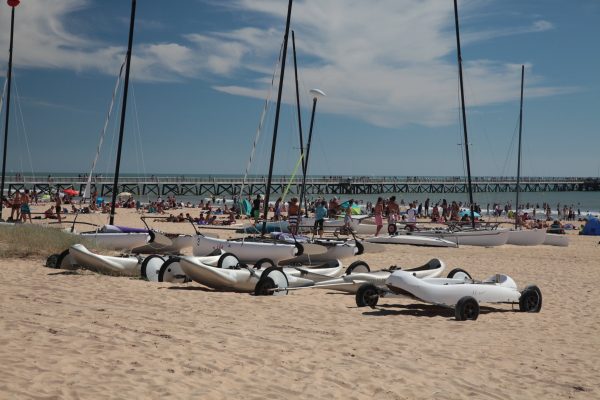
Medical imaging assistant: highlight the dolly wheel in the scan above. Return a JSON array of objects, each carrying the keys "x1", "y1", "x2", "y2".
[
  {"x1": 519, "y1": 285, "x2": 542, "y2": 313},
  {"x1": 356, "y1": 284, "x2": 380, "y2": 308},
  {"x1": 455, "y1": 296, "x2": 479, "y2": 321}
]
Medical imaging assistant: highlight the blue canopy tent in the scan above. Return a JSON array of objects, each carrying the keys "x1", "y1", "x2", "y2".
[{"x1": 581, "y1": 217, "x2": 600, "y2": 236}]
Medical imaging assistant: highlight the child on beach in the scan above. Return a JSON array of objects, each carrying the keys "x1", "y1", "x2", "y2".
[{"x1": 344, "y1": 206, "x2": 353, "y2": 232}]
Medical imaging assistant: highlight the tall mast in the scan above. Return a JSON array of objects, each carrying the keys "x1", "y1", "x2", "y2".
[
  {"x1": 109, "y1": 0, "x2": 136, "y2": 225},
  {"x1": 261, "y1": 0, "x2": 293, "y2": 235},
  {"x1": 291, "y1": 31, "x2": 305, "y2": 176},
  {"x1": 298, "y1": 93, "x2": 318, "y2": 218},
  {"x1": 453, "y1": 0, "x2": 476, "y2": 229},
  {"x1": 515, "y1": 65, "x2": 525, "y2": 229},
  {"x1": 0, "y1": 1, "x2": 19, "y2": 221}
]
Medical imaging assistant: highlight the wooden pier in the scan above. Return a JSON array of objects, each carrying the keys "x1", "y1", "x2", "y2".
[{"x1": 4, "y1": 176, "x2": 599, "y2": 197}]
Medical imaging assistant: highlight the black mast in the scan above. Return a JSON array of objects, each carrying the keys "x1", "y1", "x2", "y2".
[
  {"x1": 299, "y1": 95, "x2": 318, "y2": 218},
  {"x1": 109, "y1": 0, "x2": 136, "y2": 225},
  {"x1": 291, "y1": 31, "x2": 305, "y2": 177},
  {"x1": 453, "y1": 0, "x2": 476, "y2": 229},
  {"x1": 0, "y1": 1, "x2": 19, "y2": 221},
  {"x1": 515, "y1": 65, "x2": 525, "y2": 229},
  {"x1": 261, "y1": 0, "x2": 293, "y2": 235}
]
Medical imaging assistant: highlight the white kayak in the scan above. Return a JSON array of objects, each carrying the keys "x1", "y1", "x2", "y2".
[
  {"x1": 310, "y1": 258, "x2": 448, "y2": 294},
  {"x1": 192, "y1": 234, "x2": 300, "y2": 264},
  {"x1": 365, "y1": 234, "x2": 458, "y2": 247},
  {"x1": 543, "y1": 233, "x2": 569, "y2": 247},
  {"x1": 180, "y1": 253, "x2": 344, "y2": 294},
  {"x1": 357, "y1": 270, "x2": 542, "y2": 320},
  {"x1": 68, "y1": 244, "x2": 141, "y2": 276},
  {"x1": 412, "y1": 228, "x2": 509, "y2": 247},
  {"x1": 506, "y1": 229, "x2": 547, "y2": 246}
]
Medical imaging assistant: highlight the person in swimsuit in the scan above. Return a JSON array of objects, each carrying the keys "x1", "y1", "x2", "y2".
[
  {"x1": 10, "y1": 191, "x2": 21, "y2": 221},
  {"x1": 20, "y1": 190, "x2": 32, "y2": 223},
  {"x1": 374, "y1": 197, "x2": 384, "y2": 236},
  {"x1": 287, "y1": 198, "x2": 300, "y2": 235},
  {"x1": 55, "y1": 194, "x2": 62, "y2": 223}
]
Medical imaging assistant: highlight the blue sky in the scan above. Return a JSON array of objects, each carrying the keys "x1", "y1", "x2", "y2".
[{"x1": 0, "y1": 0, "x2": 599, "y2": 178}]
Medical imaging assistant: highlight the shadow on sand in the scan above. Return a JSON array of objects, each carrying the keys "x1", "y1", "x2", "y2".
[{"x1": 362, "y1": 303, "x2": 516, "y2": 319}]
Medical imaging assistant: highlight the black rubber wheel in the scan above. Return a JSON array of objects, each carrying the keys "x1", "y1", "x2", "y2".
[
  {"x1": 355, "y1": 240, "x2": 365, "y2": 256},
  {"x1": 254, "y1": 266, "x2": 288, "y2": 296},
  {"x1": 387, "y1": 224, "x2": 397, "y2": 235},
  {"x1": 455, "y1": 296, "x2": 480, "y2": 321},
  {"x1": 217, "y1": 252, "x2": 239, "y2": 269},
  {"x1": 294, "y1": 242, "x2": 304, "y2": 257},
  {"x1": 355, "y1": 284, "x2": 380, "y2": 308},
  {"x1": 519, "y1": 285, "x2": 542, "y2": 313},
  {"x1": 45, "y1": 254, "x2": 60, "y2": 269},
  {"x1": 56, "y1": 249, "x2": 72, "y2": 269},
  {"x1": 254, "y1": 277, "x2": 276, "y2": 296},
  {"x1": 345, "y1": 260, "x2": 370, "y2": 275},
  {"x1": 158, "y1": 257, "x2": 188, "y2": 283},
  {"x1": 253, "y1": 258, "x2": 275, "y2": 270},
  {"x1": 447, "y1": 268, "x2": 472, "y2": 280},
  {"x1": 140, "y1": 254, "x2": 165, "y2": 281}
]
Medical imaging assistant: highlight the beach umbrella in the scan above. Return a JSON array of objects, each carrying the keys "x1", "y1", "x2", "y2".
[
  {"x1": 63, "y1": 188, "x2": 79, "y2": 196},
  {"x1": 118, "y1": 191, "x2": 133, "y2": 198}
]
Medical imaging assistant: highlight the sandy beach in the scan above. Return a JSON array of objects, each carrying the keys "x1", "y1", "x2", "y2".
[{"x1": 1, "y1": 206, "x2": 599, "y2": 399}]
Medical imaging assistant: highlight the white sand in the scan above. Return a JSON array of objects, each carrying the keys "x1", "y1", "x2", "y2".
[{"x1": 1, "y1": 207, "x2": 599, "y2": 399}]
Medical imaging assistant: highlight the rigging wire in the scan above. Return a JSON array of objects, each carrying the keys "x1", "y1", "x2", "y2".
[
  {"x1": 239, "y1": 39, "x2": 285, "y2": 199},
  {"x1": 12, "y1": 76, "x2": 36, "y2": 180},
  {"x1": 130, "y1": 83, "x2": 149, "y2": 202},
  {"x1": 86, "y1": 59, "x2": 126, "y2": 199}
]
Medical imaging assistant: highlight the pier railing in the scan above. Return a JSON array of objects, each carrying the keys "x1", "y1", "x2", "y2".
[{"x1": 4, "y1": 176, "x2": 598, "y2": 197}]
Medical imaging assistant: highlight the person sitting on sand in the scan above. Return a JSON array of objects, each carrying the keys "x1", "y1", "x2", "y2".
[
  {"x1": 44, "y1": 206, "x2": 57, "y2": 219},
  {"x1": 548, "y1": 219, "x2": 565, "y2": 234}
]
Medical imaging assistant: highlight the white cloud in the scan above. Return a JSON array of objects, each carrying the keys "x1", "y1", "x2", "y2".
[{"x1": 0, "y1": 0, "x2": 566, "y2": 129}]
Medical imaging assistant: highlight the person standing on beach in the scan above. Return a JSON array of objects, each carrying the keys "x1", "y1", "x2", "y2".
[
  {"x1": 274, "y1": 197, "x2": 282, "y2": 221},
  {"x1": 20, "y1": 190, "x2": 32, "y2": 223},
  {"x1": 251, "y1": 195, "x2": 261, "y2": 224},
  {"x1": 288, "y1": 198, "x2": 300, "y2": 234},
  {"x1": 314, "y1": 200, "x2": 327, "y2": 238},
  {"x1": 55, "y1": 194, "x2": 62, "y2": 223},
  {"x1": 374, "y1": 197, "x2": 384, "y2": 236},
  {"x1": 388, "y1": 196, "x2": 400, "y2": 233},
  {"x1": 10, "y1": 191, "x2": 21, "y2": 221},
  {"x1": 424, "y1": 198, "x2": 430, "y2": 217}
]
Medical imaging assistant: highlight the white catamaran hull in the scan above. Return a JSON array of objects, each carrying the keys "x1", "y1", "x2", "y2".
[
  {"x1": 365, "y1": 235, "x2": 458, "y2": 247},
  {"x1": 192, "y1": 235, "x2": 298, "y2": 264},
  {"x1": 543, "y1": 233, "x2": 569, "y2": 247},
  {"x1": 413, "y1": 229, "x2": 509, "y2": 247},
  {"x1": 386, "y1": 270, "x2": 521, "y2": 307},
  {"x1": 506, "y1": 229, "x2": 547, "y2": 246},
  {"x1": 180, "y1": 256, "x2": 342, "y2": 292},
  {"x1": 77, "y1": 232, "x2": 150, "y2": 251},
  {"x1": 312, "y1": 259, "x2": 446, "y2": 294},
  {"x1": 68, "y1": 244, "x2": 141, "y2": 276}
]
